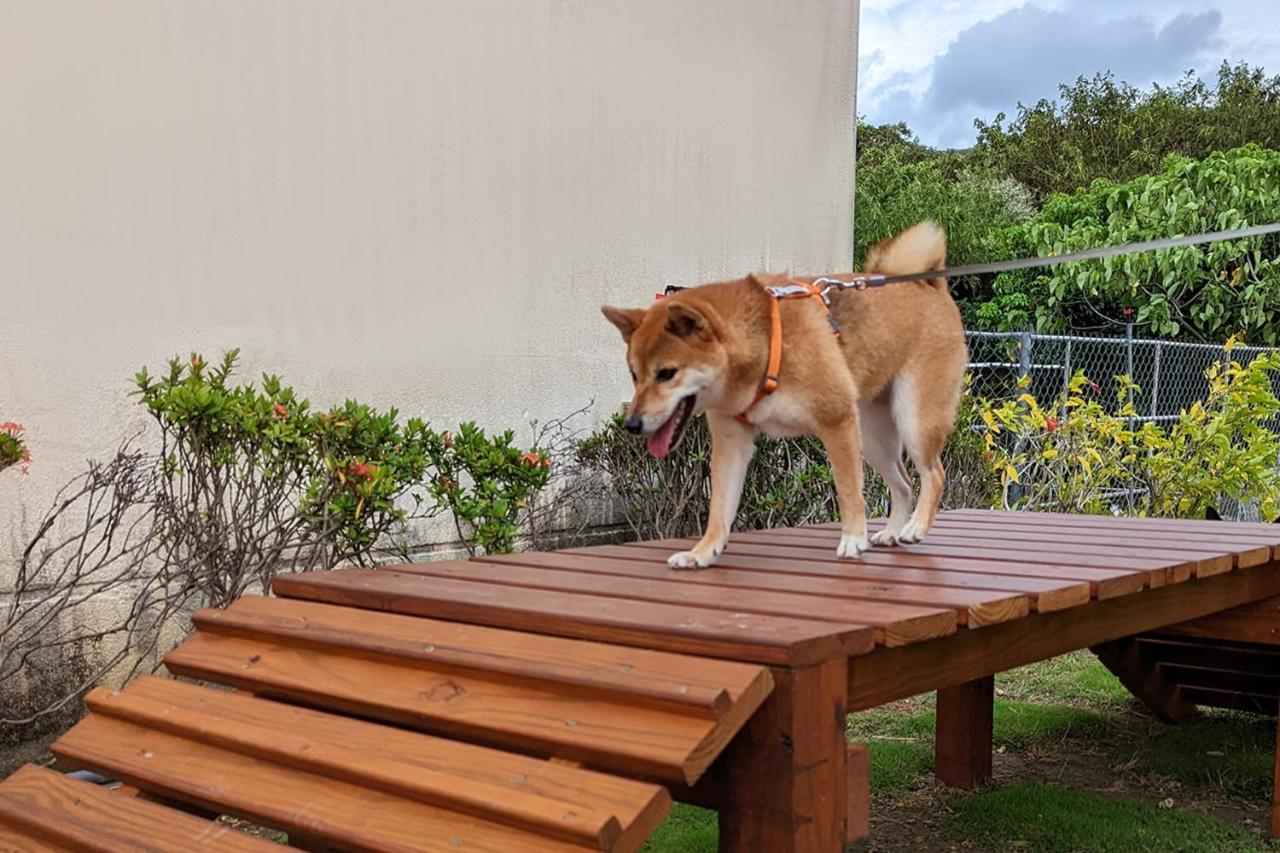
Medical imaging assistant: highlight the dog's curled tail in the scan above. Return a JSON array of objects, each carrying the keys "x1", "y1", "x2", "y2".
[{"x1": 863, "y1": 220, "x2": 947, "y2": 289}]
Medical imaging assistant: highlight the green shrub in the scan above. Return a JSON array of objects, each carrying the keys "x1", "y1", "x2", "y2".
[
  {"x1": 978, "y1": 346, "x2": 1280, "y2": 519},
  {"x1": 133, "y1": 349, "x2": 551, "y2": 604},
  {"x1": 427, "y1": 423, "x2": 552, "y2": 555},
  {"x1": 577, "y1": 390, "x2": 996, "y2": 539},
  {"x1": 0, "y1": 422, "x2": 28, "y2": 475}
]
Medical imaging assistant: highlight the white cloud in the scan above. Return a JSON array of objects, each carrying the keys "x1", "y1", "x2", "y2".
[{"x1": 859, "y1": 0, "x2": 1279, "y2": 148}]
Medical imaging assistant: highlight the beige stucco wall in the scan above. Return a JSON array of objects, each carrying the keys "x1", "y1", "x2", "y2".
[{"x1": 0, "y1": 0, "x2": 857, "y2": 576}]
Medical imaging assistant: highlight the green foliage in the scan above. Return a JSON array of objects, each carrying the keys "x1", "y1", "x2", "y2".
[
  {"x1": 133, "y1": 350, "x2": 549, "y2": 599},
  {"x1": 854, "y1": 127, "x2": 1035, "y2": 307},
  {"x1": 579, "y1": 391, "x2": 994, "y2": 540},
  {"x1": 427, "y1": 423, "x2": 551, "y2": 555},
  {"x1": 975, "y1": 63, "x2": 1280, "y2": 199},
  {"x1": 0, "y1": 422, "x2": 28, "y2": 474},
  {"x1": 978, "y1": 350, "x2": 1280, "y2": 519},
  {"x1": 974, "y1": 145, "x2": 1280, "y2": 340},
  {"x1": 638, "y1": 804, "x2": 717, "y2": 853},
  {"x1": 951, "y1": 784, "x2": 1266, "y2": 852}
]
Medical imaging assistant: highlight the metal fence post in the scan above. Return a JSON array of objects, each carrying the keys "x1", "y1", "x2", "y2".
[
  {"x1": 1124, "y1": 323, "x2": 1135, "y2": 513},
  {"x1": 1010, "y1": 331, "x2": 1034, "y2": 505},
  {"x1": 1150, "y1": 341, "x2": 1162, "y2": 419}
]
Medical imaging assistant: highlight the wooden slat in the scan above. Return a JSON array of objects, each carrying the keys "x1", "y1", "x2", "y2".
[
  {"x1": 629, "y1": 537, "x2": 1147, "y2": 599},
  {"x1": 573, "y1": 544, "x2": 1090, "y2": 613},
  {"x1": 929, "y1": 515, "x2": 1275, "y2": 566},
  {"x1": 65, "y1": 676, "x2": 669, "y2": 851},
  {"x1": 196, "y1": 595, "x2": 765, "y2": 719},
  {"x1": 847, "y1": 563, "x2": 1280, "y2": 710},
  {"x1": 272, "y1": 568, "x2": 873, "y2": 666},
  {"x1": 785, "y1": 526, "x2": 1213, "y2": 581},
  {"x1": 0, "y1": 764, "x2": 276, "y2": 852},
  {"x1": 170, "y1": 598, "x2": 773, "y2": 786},
  {"x1": 384, "y1": 561, "x2": 958, "y2": 646},
  {"x1": 54, "y1": 715, "x2": 607, "y2": 852},
  {"x1": 947, "y1": 508, "x2": 1280, "y2": 537},
  {"x1": 1162, "y1": 664, "x2": 1280, "y2": 695},
  {"x1": 1181, "y1": 686, "x2": 1278, "y2": 715},
  {"x1": 479, "y1": 551, "x2": 1029, "y2": 628},
  {"x1": 1137, "y1": 636, "x2": 1280, "y2": 677}
]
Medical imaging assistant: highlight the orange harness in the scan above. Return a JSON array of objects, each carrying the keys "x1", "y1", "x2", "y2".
[{"x1": 734, "y1": 281, "x2": 840, "y2": 426}]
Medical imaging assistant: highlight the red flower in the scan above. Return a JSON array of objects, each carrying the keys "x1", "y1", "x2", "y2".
[
  {"x1": 1088, "y1": 380, "x2": 1101, "y2": 394},
  {"x1": 522, "y1": 451, "x2": 550, "y2": 469},
  {"x1": 1045, "y1": 417, "x2": 1059, "y2": 434},
  {"x1": 348, "y1": 461, "x2": 371, "y2": 479},
  {"x1": 273, "y1": 403, "x2": 289, "y2": 419}
]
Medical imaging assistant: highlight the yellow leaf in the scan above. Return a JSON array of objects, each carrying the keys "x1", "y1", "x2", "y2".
[{"x1": 1042, "y1": 447, "x2": 1059, "y2": 460}]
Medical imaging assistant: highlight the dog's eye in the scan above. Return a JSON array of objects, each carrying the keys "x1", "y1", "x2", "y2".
[{"x1": 655, "y1": 367, "x2": 677, "y2": 383}]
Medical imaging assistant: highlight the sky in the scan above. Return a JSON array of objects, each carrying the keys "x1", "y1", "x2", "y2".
[{"x1": 858, "y1": 0, "x2": 1280, "y2": 149}]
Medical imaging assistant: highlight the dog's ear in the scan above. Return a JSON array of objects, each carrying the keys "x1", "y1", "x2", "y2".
[
  {"x1": 665, "y1": 302, "x2": 713, "y2": 340},
  {"x1": 601, "y1": 306, "x2": 645, "y2": 342}
]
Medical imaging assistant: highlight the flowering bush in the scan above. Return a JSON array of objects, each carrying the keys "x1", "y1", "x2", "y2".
[
  {"x1": 428, "y1": 422, "x2": 552, "y2": 555},
  {"x1": 133, "y1": 350, "x2": 551, "y2": 602},
  {"x1": 0, "y1": 422, "x2": 29, "y2": 475},
  {"x1": 978, "y1": 342, "x2": 1280, "y2": 519}
]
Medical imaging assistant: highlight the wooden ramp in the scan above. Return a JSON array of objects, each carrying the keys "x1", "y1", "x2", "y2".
[
  {"x1": 6, "y1": 595, "x2": 772, "y2": 852},
  {"x1": 10, "y1": 509, "x2": 1280, "y2": 851}
]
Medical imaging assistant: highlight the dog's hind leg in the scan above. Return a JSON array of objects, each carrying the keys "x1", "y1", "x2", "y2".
[
  {"x1": 860, "y1": 394, "x2": 914, "y2": 546},
  {"x1": 668, "y1": 413, "x2": 756, "y2": 569},
  {"x1": 817, "y1": 415, "x2": 870, "y2": 558},
  {"x1": 895, "y1": 373, "x2": 958, "y2": 543}
]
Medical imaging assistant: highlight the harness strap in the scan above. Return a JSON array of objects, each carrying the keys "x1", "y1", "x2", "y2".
[{"x1": 735, "y1": 281, "x2": 838, "y2": 426}]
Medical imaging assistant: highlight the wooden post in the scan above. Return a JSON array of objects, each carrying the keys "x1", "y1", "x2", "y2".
[
  {"x1": 717, "y1": 658, "x2": 848, "y2": 853},
  {"x1": 935, "y1": 675, "x2": 994, "y2": 789},
  {"x1": 1272, "y1": 711, "x2": 1280, "y2": 840},
  {"x1": 845, "y1": 743, "x2": 870, "y2": 843}
]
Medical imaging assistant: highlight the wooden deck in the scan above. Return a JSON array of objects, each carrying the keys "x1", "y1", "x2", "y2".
[{"x1": 9, "y1": 509, "x2": 1280, "y2": 851}]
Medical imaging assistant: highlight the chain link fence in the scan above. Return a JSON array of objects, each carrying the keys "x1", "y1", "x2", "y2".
[{"x1": 964, "y1": 329, "x2": 1280, "y2": 520}]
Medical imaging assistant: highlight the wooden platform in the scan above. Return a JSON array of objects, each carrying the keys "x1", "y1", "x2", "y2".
[{"x1": 11, "y1": 509, "x2": 1280, "y2": 851}]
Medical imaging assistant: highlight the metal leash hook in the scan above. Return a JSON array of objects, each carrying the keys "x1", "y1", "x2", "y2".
[{"x1": 811, "y1": 275, "x2": 887, "y2": 300}]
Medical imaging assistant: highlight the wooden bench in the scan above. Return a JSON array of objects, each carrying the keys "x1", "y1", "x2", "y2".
[{"x1": 0, "y1": 763, "x2": 277, "y2": 851}]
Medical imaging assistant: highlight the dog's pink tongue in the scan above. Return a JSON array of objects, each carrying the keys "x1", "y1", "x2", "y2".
[{"x1": 647, "y1": 411, "x2": 678, "y2": 459}]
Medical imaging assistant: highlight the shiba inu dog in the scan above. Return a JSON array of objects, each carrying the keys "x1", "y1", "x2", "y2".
[{"x1": 601, "y1": 221, "x2": 967, "y2": 568}]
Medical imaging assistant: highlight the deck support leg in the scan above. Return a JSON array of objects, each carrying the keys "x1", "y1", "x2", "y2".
[
  {"x1": 717, "y1": 658, "x2": 848, "y2": 853},
  {"x1": 935, "y1": 675, "x2": 994, "y2": 789},
  {"x1": 1091, "y1": 638, "x2": 1198, "y2": 723},
  {"x1": 1272, "y1": 711, "x2": 1280, "y2": 839}
]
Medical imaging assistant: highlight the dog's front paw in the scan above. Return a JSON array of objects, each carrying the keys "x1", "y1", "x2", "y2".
[
  {"x1": 668, "y1": 550, "x2": 714, "y2": 570},
  {"x1": 870, "y1": 528, "x2": 903, "y2": 547},
  {"x1": 836, "y1": 534, "x2": 870, "y2": 559},
  {"x1": 897, "y1": 519, "x2": 929, "y2": 544}
]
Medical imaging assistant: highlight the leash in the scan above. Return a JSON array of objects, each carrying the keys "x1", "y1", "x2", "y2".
[
  {"x1": 658, "y1": 221, "x2": 1280, "y2": 426},
  {"x1": 660, "y1": 222, "x2": 1280, "y2": 299}
]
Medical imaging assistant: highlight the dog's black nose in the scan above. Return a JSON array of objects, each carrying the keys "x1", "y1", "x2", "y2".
[{"x1": 624, "y1": 414, "x2": 644, "y2": 434}]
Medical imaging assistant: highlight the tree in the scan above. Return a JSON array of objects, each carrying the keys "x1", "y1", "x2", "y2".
[
  {"x1": 854, "y1": 122, "x2": 1035, "y2": 305},
  {"x1": 974, "y1": 63, "x2": 1280, "y2": 199},
  {"x1": 972, "y1": 145, "x2": 1280, "y2": 341}
]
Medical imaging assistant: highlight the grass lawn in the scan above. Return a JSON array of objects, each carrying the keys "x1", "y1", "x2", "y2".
[{"x1": 642, "y1": 651, "x2": 1278, "y2": 852}]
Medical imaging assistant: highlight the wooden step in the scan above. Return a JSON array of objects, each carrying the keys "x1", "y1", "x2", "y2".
[
  {"x1": 52, "y1": 676, "x2": 672, "y2": 852},
  {"x1": 164, "y1": 595, "x2": 773, "y2": 785},
  {"x1": 0, "y1": 764, "x2": 276, "y2": 851}
]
